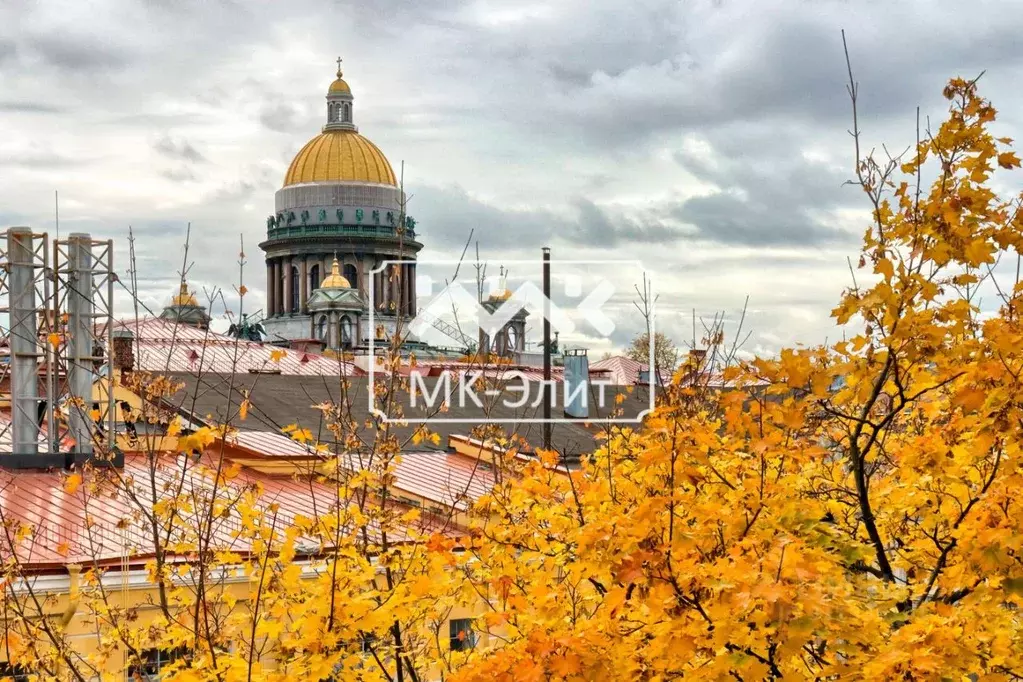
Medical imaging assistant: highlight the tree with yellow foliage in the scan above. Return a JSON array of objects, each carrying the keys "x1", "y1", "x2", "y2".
[
  {"x1": 4, "y1": 65, "x2": 1023, "y2": 682},
  {"x1": 448, "y1": 72, "x2": 1023, "y2": 680}
]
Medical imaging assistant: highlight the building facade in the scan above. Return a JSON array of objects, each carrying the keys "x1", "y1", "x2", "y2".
[{"x1": 260, "y1": 60, "x2": 422, "y2": 347}]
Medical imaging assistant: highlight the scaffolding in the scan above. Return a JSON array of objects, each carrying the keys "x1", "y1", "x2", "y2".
[{"x1": 0, "y1": 228, "x2": 116, "y2": 469}]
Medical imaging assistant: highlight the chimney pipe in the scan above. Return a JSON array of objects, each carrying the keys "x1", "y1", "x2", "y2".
[
  {"x1": 67, "y1": 233, "x2": 94, "y2": 459},
  {"x1": 542, "y1": 247, "x2": 552, "y2": 451},
  {"x1": 8, "y1": 228, "x2": 40, "y2": 456},
  {"x1": 111, "y1": 329, "x2": 135, "y2": 376}
]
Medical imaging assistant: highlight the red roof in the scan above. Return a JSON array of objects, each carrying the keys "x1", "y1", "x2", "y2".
[
  {"x1": 590, "y1": 355, "x2": 659, "y2": 385},
  {"x1": 104, "y1": 318, "x2": 361, "y2": 377},
  {"x1": 0, "y1": 449, "x2": 431, "y2": 570},
  {"x1": 223, "y1": 430, "x2": 497, "y2": 511}
]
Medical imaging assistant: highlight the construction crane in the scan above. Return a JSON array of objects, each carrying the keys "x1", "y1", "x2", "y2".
[{"x1": 412, "y1": 309, "x2": 476, "y2": 353}]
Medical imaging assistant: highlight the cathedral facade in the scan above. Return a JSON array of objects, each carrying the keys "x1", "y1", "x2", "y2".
[{"x1": 259, "y1": 60, "x2": 422, "y2": 348}]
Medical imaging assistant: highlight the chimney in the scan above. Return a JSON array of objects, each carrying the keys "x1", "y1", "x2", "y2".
[
  {"x1": 111, "y1": 329, "x2": 135, "y2": 375},
  {"x1": 563, "y1": 349, "x2": 589, "y2": 419}
]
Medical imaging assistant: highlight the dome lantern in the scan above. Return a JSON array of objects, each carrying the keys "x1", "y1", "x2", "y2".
[
  {"x1": 320, "y1": 255, "x2": 351, "y2": 289},
  {"x1": 324, "y1": 57, "x2": 357, "y2": 133}
]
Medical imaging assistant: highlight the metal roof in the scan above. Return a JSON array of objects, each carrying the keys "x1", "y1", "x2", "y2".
[
  {"x1": 103, "y1": 318, "x2": 360, "y2": 377},
  {"x1": 0, "y1": 450, "x2": 429, "y2": 570}
]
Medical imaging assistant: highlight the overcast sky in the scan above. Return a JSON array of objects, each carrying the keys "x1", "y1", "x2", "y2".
[{"x1": 1, "y1": 0, "x2": 1021, "y2": 357}]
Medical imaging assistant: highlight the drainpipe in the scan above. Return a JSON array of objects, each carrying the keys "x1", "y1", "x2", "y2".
[{"x1": 59, "y1": 564, "x2": 81, "y2": 628}]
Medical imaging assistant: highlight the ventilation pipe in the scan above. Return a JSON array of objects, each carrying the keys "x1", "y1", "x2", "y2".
[
  {"x1": 67, "y1": 233, "x2": 94, "y2": 458},
  {"x1": 8, "y1": 228, "x2": 40, "y2": 456}
]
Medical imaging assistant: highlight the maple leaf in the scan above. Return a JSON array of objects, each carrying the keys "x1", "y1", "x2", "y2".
[
  {"x1": 63, "y1": 473, "x2": 82, "y2": 495},
  {"x1": 997, "y1": 151, "x2": 1020, "y2": 169}
]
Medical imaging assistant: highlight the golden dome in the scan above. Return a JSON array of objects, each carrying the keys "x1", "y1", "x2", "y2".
[
  {"x1": 283, "y1": 131, "x2": 397, "y2": 187},
  {"x1": 320, "y1": 257, "x2": 351, "y2": 289},
  {"x1": 171, "y1": 281, "x2": 198, "y2": 307},
  {"x1": 328, "y1": 77, "x2": 351, "y2": 95},
  {"x1": 328, "y1": 58, "x2": 352, "y2": 96}
]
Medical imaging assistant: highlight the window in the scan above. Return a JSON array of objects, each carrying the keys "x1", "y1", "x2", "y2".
[
  {"x1": 449, "y1": 618, "x2": 476, "y2": 652},
  {"x1": 126, "y1": 647, "x2": 190, "y2": 680},
  {"x1": 316, "y1": 315, "x2": 328, "y2": 342},
  {"x1": 340, "y1": 316, "x2": 354, "y2": 348},
  {"x1": 343, "y1": 264, "x2": 358, "y2": 290},
  {"x1": 309, "y1": 264, "x2": 320, "y2": 291},
  {"x1": 290, "y1": 266, "x2": 300, "y2": 312}
]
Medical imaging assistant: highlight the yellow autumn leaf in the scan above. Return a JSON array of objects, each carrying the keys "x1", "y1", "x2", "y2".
[
  {"x1": 997, "y1": 151, "x2": 1020, "y2": 168},
  {"x1": 63, "y1": 473, "x2": 82, "y2": 495},
  {"x1": 876, "y1": 257, "x2": 894, "y2": 280}
]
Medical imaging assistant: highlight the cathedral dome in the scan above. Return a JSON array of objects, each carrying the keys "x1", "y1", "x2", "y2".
[
  {"x1": 328, "y1": 77, "x2": 351, "y2": 95},
  {"x1": 320, "y1": 256, "x2": 351, "y2": 289},
  {"x1": 283, "y1": 130, "x2": 397, "y2": 187},
  {"x1": 282, "y1": 59, "x2": 396, "y2": 188}
]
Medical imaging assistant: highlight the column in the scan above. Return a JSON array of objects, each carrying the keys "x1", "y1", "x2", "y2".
[
  {"x1": 403, "y1": 264, "x2": 412, "y2": 317},
  {"x1": 323, "y1": 254, "x2": 331, "y2": 282},
  {"x1": 391, "y1": 263, "x2": 401, "y2": 315},
  {"x1": 283, "y1": 256, "x2": 293, "y2": 314},
  {"x1": 372, "y1": 265, "x2": 380, "y2": 308},
  {"x1": 272, "y1": 259, "x2": 281, "y2": 316},
  {"x1": 357, "y1": 256, "x2": 366, "y2": 296},
  {"x1": 276, "y1": 259, "x2": 284, "y2": 315},
  {"x1": 300, "y1": 256, "x2": 309, "y2": 313},
  {"x1": 328, "y1": 312, "x2": 339, "y2": 349},
  {"x1": 403, "y1": 263, "x2": 411, "y2": 319},
  {"x1": 266, "y1": 261, "x2": 275, "y2": 316}
]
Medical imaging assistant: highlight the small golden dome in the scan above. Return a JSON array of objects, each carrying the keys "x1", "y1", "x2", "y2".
[
  {"x1": 283, "y1": 131, "x2": 397, "y2": 187},
  {"x1": 320, "y1": 257, "x2": 351, "y2": 289},
  {"x1": 487, "y1": 267, "x2": 512, "y2": 302},
  {"x1": 328, "y1": 77, "x2": 351, "y2": 95},
  {"x1": 172, "y1": 281, "x2": 198, "y2": 307},
  {"x1": 329, "y1": 58, "x2": 352, "y2": 96}
]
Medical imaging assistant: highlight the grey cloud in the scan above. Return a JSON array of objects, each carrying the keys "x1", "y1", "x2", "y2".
[
  {"x1": 411, "y1": 186, "x2": 689, "y2": 254},
  {"x1": 2, "y1": 0, "x2": 1022, "y2": 357},
  {"x1": 444, "y1": 3, "x2": 1023, "y2": 151},
  {"x1": 204, "y1": 165, "x2": 277, "y2": 203},
  {"x1": 665, "y1": 123, "x2": 863, "y2": 246},
  {"x1": 161, "y1": 167, "x2": 198, "y2": 183},
  {"x1": 153, "y1": 135, "x2": 207, "y2": 164},
  {"x1": 0, "y1": 148, "x2": 87, "y2": 169},
  {"x1": 25, "y1": 34, "x2": 127, "y2": 73},
  {"x1": 668, "y1": 191, "x2": 849, "y2": 247},
  {"x1": 0, "y1": 101, "x2": 63, "y2": 113},
  {"x1": 0, "y1": 39, "x2": 17, "y2": 64},
  {"x1": 259, "y1": 100, "x2": 306, "y2": 133}
]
